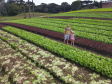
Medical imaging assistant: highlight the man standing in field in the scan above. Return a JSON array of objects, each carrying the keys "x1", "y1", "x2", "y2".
[{"x1": 64, "y1": 24, "x2": 71, "y2": 44}]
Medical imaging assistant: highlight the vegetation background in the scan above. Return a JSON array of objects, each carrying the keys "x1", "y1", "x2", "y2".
[{"x1": 0, "y1": 0, "x2": 102, "y2": 17}]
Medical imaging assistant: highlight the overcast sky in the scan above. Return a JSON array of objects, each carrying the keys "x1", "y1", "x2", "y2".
[{"x1": 5, "y1": 0, "x2": 101, "y2": 5}]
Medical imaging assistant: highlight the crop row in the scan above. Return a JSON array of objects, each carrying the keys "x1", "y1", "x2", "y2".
[
  {"x1": 1, "y1": 29, "x2": 112, "y2": 84},
  {"x1": 1, "y1": 22, "x2": 112, "y2": 55},
  {"x1": 64, "y1": 7, "x2": 112, "y2": 13},
  {"x1": 3, "y1": 18, "x2": 112, "y2": 44},
  {"x1": 1, "y1": 26, "x2": 112, "y2": 78},
  {"x1": 8, "y1": 17, "x2": 112, "y2": 30},
  {"x1": 19, "y1": 19, "x2": 112, "y2": 36},
  {"x1": 0, "y1": 36, "x2": 60, "y2": 84},
  {"x1": 0, "y1": 30, "x2": 85, "y2": 83},
  {"x1": 24, "y1": 20, "x2": 112, "y2": 37},
  {"x1": 51, "y1": 12, "x2": 112, "y2": 19},
  {"x1": 42, "y1": 17, "x2": 112, "y2": 28}
]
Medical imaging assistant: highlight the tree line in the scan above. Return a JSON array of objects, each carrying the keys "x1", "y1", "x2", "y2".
[{"x1": 0, "y1": 0, "x2": 102, "y2": 16}]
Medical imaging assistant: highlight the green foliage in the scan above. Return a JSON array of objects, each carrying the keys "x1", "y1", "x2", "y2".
[
  {"x1": 1, "y1": 36, "x2": 8, "y2": 41},
  {"x1": 94, "y1": 1, "x2": 102, "y2": 8},
  {"x1": 43, "y1": 8, "x2": 49, "y2": 13},
  {"x1": 62, "y1": 7, "x2": 112, "y2": 13},
  {"x1": 6, "y1": 3, "x2": 21, "y2": 16},
  {"x1": 0, "y1": 0, "x2": 4, "y2": 3},
  {"x1": 2, "y1": 26, "x2": 112, "y2": 78},
  {"x1": 35, "y1": 2, "x2": 71, "y2": 13},
  {"x1": 71, "y1": 1, "x2": 81, "y2": 10},
  {"x1": 8, "y1": 18, "x2": 112, "y2": 44},
  {"x1": 52, "y1": 12, "x2": 112, "y2": 19}
]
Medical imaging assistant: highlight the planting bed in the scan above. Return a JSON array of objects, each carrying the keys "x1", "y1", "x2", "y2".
[
  {"x1": 43, "y1": 16, "x2": 112, "y2": 21},
  {"x1": 0, "y1": 36, "x2": 60, "y2": 84},
  {"x1": 0, "y1": 22, "x2": 112, "y2": 56},
  {"x1": 0, "y1": 29, "x2": 112, "y2": 84},
  {"x1": 0, "y1": 67, "x2": 11, "y2": 84}
]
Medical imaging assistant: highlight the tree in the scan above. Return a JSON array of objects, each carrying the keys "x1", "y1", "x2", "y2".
[
  {"x1": 61, "y1": 2, "x2": 68, "y2": 12},
  {"x1": 6, "y1": 3, "x2": 21, "y2": 16},
  {"x1": 71, "y1": 1, "x2": 81, "y2": 11},
  {"x1": 7, "y1": 0, "x2": 16, "y2": 3},
  {"x1": 94, "y1": 1, "x2": 102, "y2": 8},
  {"x1": 0, "y1": 0, "x2": 5, "y2": 16},
  {"x1": 47, "y1": 3, "x2": 59, "y2": 13},
  {"x1": 61, "y1": 2, "x2": 71, "y2": 12},
  {"x1": 0, "y1": 0, "x2": 4, "y2": 3},
  {"x1": 36, "y1": 5, "x2": 43, "y2": 12},
  {"x1": 99, "y1": 1, "x2": 102, "y2": 8},
  {"x1": 32, "y1": 0, "x2": 34, "y2": 17},
  {"x1": 22, "y1": 1, "x2": 26, "y2": 18},
  {"x1": 40, "y1": 3, "x2": 48, "y2": 12},
  {"x1": 43, "y1": 8, "x2": 48, "y2": 13},
  {"x1": 28, "y1": 0, "x2": 31, "y2": 18},
  {"x1": 20, "y1": 0, "x2": 24, "y2": 5}
]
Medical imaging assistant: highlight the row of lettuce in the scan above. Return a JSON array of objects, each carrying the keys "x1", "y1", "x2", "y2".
[
  {"x1": 65, "y1": 7, "x2": 112, "y2": 13},
  {"x1": 51, "y1": 12, "x2": 112, "y2": 19},
  {"x1": 0, "y1": 31, "x2": 60, "y2": 84},
  {"x1": 0, "y1": 30, "x2": 85, "y2": 84},
  {"x1": 51, "y1": 8, "x2": 112, "y2": 18},
  {"x1": 6, "y1": 18, "x2": 112, "y2": 44},
  {"x1": 2, "y1": 26, "x2": 112, "y2": 78},
  {"x1": 1, "y1": 28, "x2": 112, "y2": 84},
  {"x1": 1, "y1": 22, "x2": 112, "y2": 55}
]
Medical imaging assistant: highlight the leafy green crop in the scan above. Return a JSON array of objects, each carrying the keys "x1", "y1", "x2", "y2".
[
  {"x1": 6, "y1": 18, "x2": 112, "y2": 44},
  {"x1": 2, "y1": 26, "x2": 112, "y2": 78}
]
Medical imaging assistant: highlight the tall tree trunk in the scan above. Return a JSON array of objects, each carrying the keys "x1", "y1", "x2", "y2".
[
  {"x1": 0, "y1": 11, "x2": 1, "y2": 16},
  {"x1": 28, "y1": 0, "x2": 31, "y2": 18},
  {"x1": 23, "y1": 3, "x2": 26, "y2": 18},
  {"x1": 32, "y1": 0, "x2": 34, "y2": 17},
  {"x1": 6, "y1": 11, "x2": 7, "y2": 16}
]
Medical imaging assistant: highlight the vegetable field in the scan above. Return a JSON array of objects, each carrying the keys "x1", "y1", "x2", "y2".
[{"x1": 0, "y1": 8, "x2": 112, "y2": 84}]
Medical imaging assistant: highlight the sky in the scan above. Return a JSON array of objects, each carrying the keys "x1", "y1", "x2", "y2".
[{"x1": 5, "y1": 0, "x2": 101, "y2": 5}]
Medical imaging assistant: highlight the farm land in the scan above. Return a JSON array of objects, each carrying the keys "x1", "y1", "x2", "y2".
[{"x1": 0, "y1": 7, "x2": 112, "y2": 84}]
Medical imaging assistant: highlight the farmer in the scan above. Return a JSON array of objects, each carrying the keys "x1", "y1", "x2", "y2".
[{"x1": 64, "y1": 24, "x2": 71, "y2": 44}]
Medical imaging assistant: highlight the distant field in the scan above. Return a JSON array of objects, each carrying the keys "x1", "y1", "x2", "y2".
[
  {"x1": 0, "y1": 12, "x2": 51, "y2": 22},
  {"x1": 51, "y1": 7, "x2": 112, "y2": 19},
  {"x1": 66, "y1": 7, "x2": 112, "y2": 13}
]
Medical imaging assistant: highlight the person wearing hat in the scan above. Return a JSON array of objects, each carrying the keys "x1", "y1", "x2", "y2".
[
  {"x1": 70, "y1": 31, "x2": 75, "y2": 46},
  {"x1": 64, "y1": 24, "x2": 71, "y2": 44}
]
